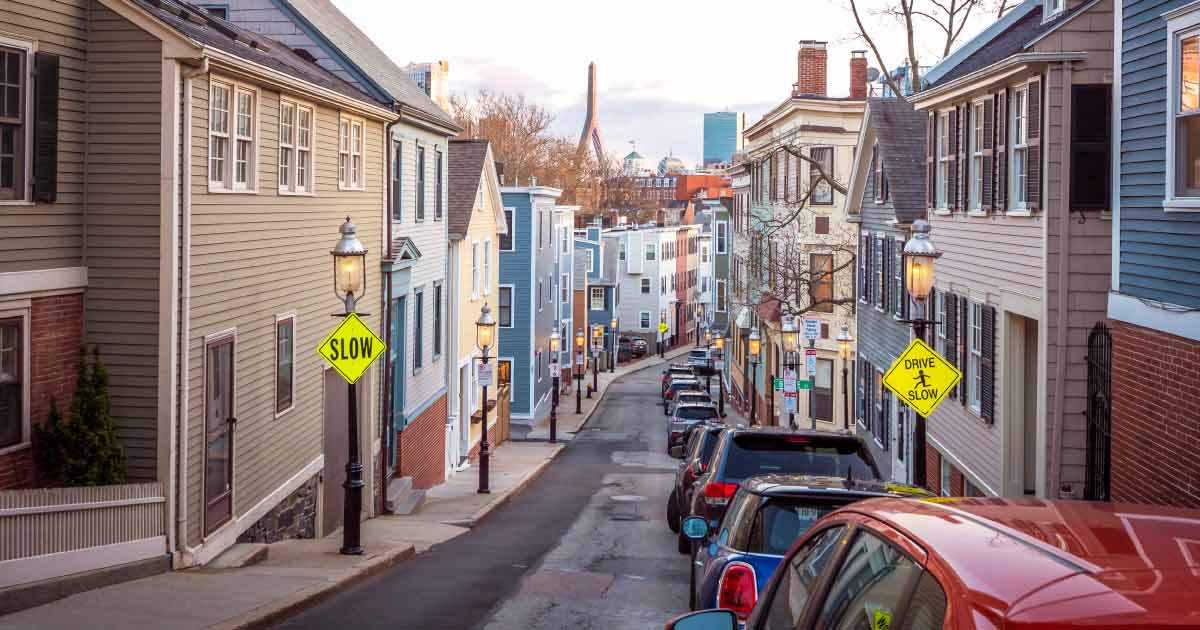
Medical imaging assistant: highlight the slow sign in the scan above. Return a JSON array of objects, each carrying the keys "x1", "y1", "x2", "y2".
[
  {"x1": 882, "y1": 338, "x2": 962, "y2": 417},
  {"x1": 317, "y1": 312, "x2": 387, "y2": 384}
]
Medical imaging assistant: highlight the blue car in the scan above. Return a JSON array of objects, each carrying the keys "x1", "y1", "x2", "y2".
[{"x1": 681, "y1": 474, "x2": 930, "y2": 622}]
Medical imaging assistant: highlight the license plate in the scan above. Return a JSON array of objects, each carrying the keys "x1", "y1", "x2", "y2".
[{"x1": 795, "y1": 507, "x2": 824, "y2": 521}]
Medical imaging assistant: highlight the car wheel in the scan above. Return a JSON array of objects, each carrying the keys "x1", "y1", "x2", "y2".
[
  {"x1": 677, "y1": 528, "x2": 691, "y2": 555},
  {"x1": 667, "y1": 490, "x2": 680, "y2": 533},
  {"x1": 688, "y1": 552, "x2": 697, "y2": 610}
]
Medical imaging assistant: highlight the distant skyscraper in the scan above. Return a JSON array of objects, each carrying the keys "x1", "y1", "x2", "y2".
[
  {"x1": 402, "y1": 61, "x2": 450, "y2": 110},
  {"x1": 703, "y1": 112, "x2": 745, "y2": 167}
]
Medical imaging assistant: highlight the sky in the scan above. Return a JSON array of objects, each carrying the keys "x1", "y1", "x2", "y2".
[{"x1": 334, "y1": 0, "x2": 1002, "y2": 168}]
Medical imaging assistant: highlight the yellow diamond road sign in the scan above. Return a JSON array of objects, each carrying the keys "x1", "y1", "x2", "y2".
[
  {"x1": 318, "y1": 312, "x2": 386, "y2": 384},
  {"x1": 882, "y1": 337, "x2": 962, "y2": 417}
]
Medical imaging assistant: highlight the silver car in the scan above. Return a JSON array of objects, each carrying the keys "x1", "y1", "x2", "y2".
[
  {"x1": 666, "y1": 389, "x2": 712, "y2": 415},
  {"x1": 667, "y1": 403, "x2": 721, "y2": 451}
]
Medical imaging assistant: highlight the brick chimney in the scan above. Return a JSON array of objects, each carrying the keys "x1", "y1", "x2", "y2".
[
  {"x1": 850, "y1": 50, "x2": 868, "y2": 99},
  {"x1": 793, "y1": 40, "x2": 827, "y2": 97}
]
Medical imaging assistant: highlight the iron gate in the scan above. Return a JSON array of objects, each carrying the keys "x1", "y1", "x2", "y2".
[{"x1": 1084, "y1": 322, "x2": 1112, "y2": 501}]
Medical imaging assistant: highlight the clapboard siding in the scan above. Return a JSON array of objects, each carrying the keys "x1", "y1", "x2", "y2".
[
  {"x1": 1119, "y1": 0, "x2": 1200, "y2": 307},
  {"x1": 183, "y1": 74, "x2": 385, "y2": 545},
  {"x1": 84, "y1": 4, "x2": 162, "y2": 482},
  {"x1": 498, "y1": 192, "x2": 533, "y2": 416},
  {"x1": 0, "y1": 0, "x2": 86, "y2": 272}
]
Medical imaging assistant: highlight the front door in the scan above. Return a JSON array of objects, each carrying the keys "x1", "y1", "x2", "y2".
[
  {"x1": 322, "y1": 367, "x2": 348, "y2": 536},
  {"x1": 204, "y1": 337, "x2": 235, "y2": 535},
  {"x1": 390, "y1": 296, "x2": 407, "y2": 442}
]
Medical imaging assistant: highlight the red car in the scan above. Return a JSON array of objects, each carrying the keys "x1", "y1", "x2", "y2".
[{"x1": 667, "y1": 497, "x2": 1200, "y2": 629}]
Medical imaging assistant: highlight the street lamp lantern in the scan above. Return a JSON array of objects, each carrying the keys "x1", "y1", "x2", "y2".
[
  {"x1": 713, "y1": 336, "x2": 724, "y2": 351},
  {"x1": 575, "y1": 328, "x2": 586, "y2": 350},
  {"x1": 704, "y1": 329, "x2": 713, "y2": 345},
  {"x1": 748, "y1": 328, "x2": 761, "y2": 426},
  {"x1": 549, "y1": 328, "x2": 561, "y2": 354},
  {"x1": 610, "y1": 317, "x2": 618, "y2": 331},
  {"x1": 549, "y1": 327, "x2": 561, "y2": 443},
  {"x1": 331, "y1": 217, "x2": 367, "y2": 313},
  {"x1": 782, "y1": 317, "x2": 799, "y2": 354},
  {"x1": 904, "y1": 219, "x2": 940, "y2": 303},
  {"x1": 748, "y1": 328, "x2": 761, "y2": 363},
  {"x1": 476, "y1": 303, "x2": 496, "y2": 352},
  {"x1": 837, "y1": 324, "x2": 853, "y2": 360}
]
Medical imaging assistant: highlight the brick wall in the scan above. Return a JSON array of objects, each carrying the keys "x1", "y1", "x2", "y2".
[
  {"x1": 0, "y1": 294, "x2": 84, "y2": 490},
  {"x1": 1109, "y1": 320, "x2": 1200, "y2": 508},
  {"x1": 926, "y1": 448, "x2": 941, "y2": 494},
  {"x1": 396, "y1": 394, "x2": 447, "y2": 490},
  {"x1": 950, "y1": 466, "x2": 965, "y2": 496}
]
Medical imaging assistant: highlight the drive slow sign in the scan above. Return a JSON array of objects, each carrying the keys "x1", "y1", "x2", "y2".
[
  {"x1": 318, "y1": 312, "x2": 387, "y2": 384},
  {"x1": 882, "y1": 338, "x2": 962, "y2": 417}
]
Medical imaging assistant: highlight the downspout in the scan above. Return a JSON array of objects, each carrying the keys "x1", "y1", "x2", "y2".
[
  {"x1": 1050, "y1": 61, "x2": 1072, "y2": 498},
  {"x1": 381, "y1": 112, "x2": 400, "y2": 511},
  {"x1": 175, "y1": 57, "x2": 208, "y2": 565}
]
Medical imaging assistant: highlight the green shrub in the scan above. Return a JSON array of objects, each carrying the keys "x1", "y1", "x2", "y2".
[{"x1": 33, "y1": 347, "x2": 127, "y2": 486}]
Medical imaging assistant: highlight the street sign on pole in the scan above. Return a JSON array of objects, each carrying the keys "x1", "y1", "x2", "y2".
[
  {"x1": 797, "y1": 379, "x2": 813, "y2": 390},
  {"x1": 803, "y1": 318, "x2": 821, "y2": 340},
  {"x1": 773, "y1": 377, "x2": 783, "y2": 391},
  {"x1": 477, "y1": 362, "x2": 493, "y2": 387},
  {"x1": 882, "y1": 338, "x2": 963, "y2": 417},
  {"x1": 784, "y1": 391, "x2": 797, "y2": 412},
  {"x1": 783, "y1": 368, "x2": 797, "y2": 393},
  {"x1": 317, "y1": 312, "x2": 386, "y2": 384},
  {"x1": 805, "y1": 348, "x2": 818, "y2": 376}
]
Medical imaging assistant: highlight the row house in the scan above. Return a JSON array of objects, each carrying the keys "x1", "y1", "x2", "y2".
[
  {"x1": 219, "y1": 0, "x2": 462, "y2": 502},
  {"x1": 908, "y1": 0, "x2": 1113, "y2": 497},
  {"x1": 735, "y1": 41, "x2": 864, "y2": 428},
  {"x1": 445, "y1": 139, "x2": 506, "y2": 479},
  {"x1": 609, "y1": 225, "x2": 675, "y2": 348},
  {"x1": 696, "y1": 199, "x2": 731, "y2": 341},
  {"x1": 1109, "y1": 0, "x2": 1200, "y2": 507},
  {"x1": 0, "y1": 0, "x2": 400, "y2": 589},
  {"x1": 845, "y1": 98, "x2": 928, "y2": 484},
  {"x1": 578, "y1": 224, "x2": 618, "y2": 365},
  {"x1": 554, "y1": 205, "x2": 577, "y2": 379}
]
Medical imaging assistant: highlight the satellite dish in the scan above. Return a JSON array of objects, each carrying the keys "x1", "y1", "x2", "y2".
[{"x1": 866, "y1": 67, "x2": 881, "y2": 82}]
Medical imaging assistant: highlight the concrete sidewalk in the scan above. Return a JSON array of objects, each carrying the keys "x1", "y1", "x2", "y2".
[{"x1": 0, "y1": 344, "x2": 700, "y2": 630}]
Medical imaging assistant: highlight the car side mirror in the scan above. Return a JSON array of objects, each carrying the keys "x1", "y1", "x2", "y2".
[
  {"x1": 681, "y1": 516, "x2": 709, "y2": 540},
  {"x1": 669, "y1": 445, "x2": 684, "y2": 459},
  {"x1": 665, "y1": 609, "x2": 737, "y2": 630}
]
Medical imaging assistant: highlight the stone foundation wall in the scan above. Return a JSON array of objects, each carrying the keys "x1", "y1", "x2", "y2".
[{"x1": 237, "y1": 474, "x2": 318, "y2": 544}]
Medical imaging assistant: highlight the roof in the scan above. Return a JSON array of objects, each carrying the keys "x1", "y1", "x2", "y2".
[
  {"x1": 846, "y1": 497, "x2": 1200, "y2": 622},
  {"x1": 925, "y1": 0, "x2": 1093, "y2": 89},
  {"x1": 277, "y1": 0, "x2": 456, "y2": 127},
  {"x1": 867, "y1": 98, "x2": 927, "y2": 223},
  {"x1": 446, "y1": 139, "x2": 490, "y2": 240},
  {"x1": 743, "y1": 474, "x2": 931, "y2": 498},
  {"x1": 131, "y1": 0, "x2": 384, "y2": 108}
]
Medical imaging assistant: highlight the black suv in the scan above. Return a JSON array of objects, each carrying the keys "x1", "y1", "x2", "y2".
[{"x1": 682, "y1": 427, "x2": 881, "y2": 551}]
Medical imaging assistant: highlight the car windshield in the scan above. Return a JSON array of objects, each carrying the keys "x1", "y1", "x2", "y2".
[
  {"x1": 671, "y1": 381, "x2": 700, "y2": 391},
  {"x1": 689, "y1": 350, "x2": 707, "y2": 358},
  {"x1": 679, "y1": 394, "x2": 710, "y2": 403},
  {"x1": 675, "y1": 406, "x2": 719, "y2": 420},
  {"x1": 723, "y1": 434, "x2": 880, "y2": 482},
  {"x1": 749, "y1": 498, "x2": 852, "y2": 555}
]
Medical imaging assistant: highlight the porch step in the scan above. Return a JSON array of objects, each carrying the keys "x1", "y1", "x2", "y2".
[
  {"x1": 386, "y1": 476, "x2": 426, "y2": 515},
  {"x1": 208, "y1": 543, "x2": 268, "y2": 569}
]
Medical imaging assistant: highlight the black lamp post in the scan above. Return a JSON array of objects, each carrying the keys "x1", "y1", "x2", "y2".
[
  {"x1": 901, "y1": 219, "x2": 940, "y2": 489},
  {"x1": 703, "y1": 328, "x2": 713, "y2": 393},
  {"x1": 837, "y1": 324, "x2": 854, "y2": 431},
  {"x1": 575, "y1": 328, "x2": 585, "y2": 414},
  {"x1": 549, "y1": 328, "x2": 561, "y2": 443},
  {"x1": 714, "y1": 335, "x2": 726, "y2": 417},
  {"x1": 782, "y1": 317, "x2": 799, "y2": 430},
  {"x1": 475, "y1": 303, "x2": 496, "y2": 494},
  {"x1": 609, "y1": 317, "x2": 617, "y2": 372},
  {"x1": 332, "y1": 217, "x2": 367, "y2": 555},
  {"x1": 748, "y1": 328, "x2": 761, "y2": 426},
  {"x1": 591, "y1": 324, "x2": 602, "y2": 394}
]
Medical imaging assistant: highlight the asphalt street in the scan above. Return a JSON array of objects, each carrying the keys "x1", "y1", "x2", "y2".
[{"x1": 274, "y1": 364, "x2": 689, "y2": 630}]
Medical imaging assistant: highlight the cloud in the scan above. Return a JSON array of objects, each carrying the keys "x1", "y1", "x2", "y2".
[{"x1": 448, "y1": 56, "x2": 564, "y2": 100}]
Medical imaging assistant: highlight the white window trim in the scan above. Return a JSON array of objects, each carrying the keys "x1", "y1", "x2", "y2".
[
  {"x1": 483, "y1": 239, "x2": 492, "y2": 296},
  {"x1": 278, "y1": 98, "x2": 315, "y2": 196},
  {"x1": 0, "y1": 304, "x2": 31, "y2": 455},
  {"x1": 936, "y1": 110, "x2": 951, "y2": 211},
  {"x1": 208, "y1": 77, "x2": 260, "y2": 194},
  {"x1": 970, "y1": 100, "x2": 984, "y2": 211},
  {"x1": 590, "y1": 286, "x2": 605, "y2": 311},
  {"x1": 432, "y1": 281, "x2": 443, "y2": 362},
  {"x1": 500, "y1": 207, "x2": 516, "y2": 251},
  {"x1": 968, "y1": 300, "x2": 982, "y2": 414},
  {"x1": 875, "y1": 235, "x2": 886, "y2": 312},
  {"x1": 935, "y1": 292, "x2": 948, "y2": 356},
  {"x1": 1165, "y1": 7, "x2": 1200, "y2": 211},
  {"x1": 412, "y1": 287, "x2": 424, "y2": 374},
  {"x1": 716, "y1": 278, "x2": 727, "y2": 312},
  {"x1": 641, "y1": 278, "x2": 651, "y2": 294},
  {"x1": 1010, "y1": 85, "x2": 1030, "y2": 211},
  {"x1": 0, "y1": 35, "x2": 35, "y2": 205},
  {"x1": 941, "y1": 457, "x2": 952, "y2": 497},
  {"x1": 498, "y1": 285, "x2": 515, "y2": 329},
  {"x1": 338, "y1": 114, "x2": 366, "y2": 191},
  {"x1": 561, "y1": 273, "x2": 569, "y2": 303},
  {"x1": 537, "y1": 279, "x2": 543, "y2": 312},
  {"x1": 273, "y1": 312, "x2": 296, "y2": 418},
  {"x1": 1043, "y1": 0, "x2": 1065, "y2": 20},
  {"x1": 470, "y1": 241, "x2": 480, "y2": 300},
  {"x1": 716, "y1": 222, "x2": 728, "y2": 254},
  {"x1": 645, "y1": 242, "x2": 656, "y2": 261}
]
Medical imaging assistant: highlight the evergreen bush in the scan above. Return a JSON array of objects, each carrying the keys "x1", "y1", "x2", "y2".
[{"x1": 33, "y1": 347, "x2": 127, "y2": 486}]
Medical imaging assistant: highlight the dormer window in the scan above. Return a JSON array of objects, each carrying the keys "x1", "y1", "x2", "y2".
[{"x1": 1044, "y1": 0, "x2": 1064, "y2": 18}]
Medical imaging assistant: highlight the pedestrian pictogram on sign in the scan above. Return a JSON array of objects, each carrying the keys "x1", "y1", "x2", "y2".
[
  {"x1": 882, "y1": 338, "x2": 961, "y2": 417},
  {"x1": 317, "y1": 312, "x2": 387, "y2": 384}
]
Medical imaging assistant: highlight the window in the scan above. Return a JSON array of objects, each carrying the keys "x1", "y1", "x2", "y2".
[
  {"x1": 970, "y1": 101, "x2": 984, "y2": 210},
  {"x1": 278, "y1": 101, "x2": 293, "y2": 190},
  {"x1": 810, "y1": 253, "x2": 834, "y2": 313},
  {"x1": 941, "y1": 457, "x2": 952, "y2": 497},
  {"x1": 433, "y1": 283, "x2": 443, "y2": 359},
  {"x1": 873, "y1": 369, "x2": 884, "y2": 442},
  {"x1": 762, "y1": 526, "x2": 846, "y2": 629},
  {"x1": 1072, "y1": 85, "x2": 1111, "y2": 209},
  {"x1": 0, "y1": 317, "x2": 24, "y2": 448},
  {"x1": 641, "y1": 278, "x2": 651, "y2": 294},
  {"x1": 535, "y1": 350, "x2": 542, "y2": 382},
  {"x1": 587, "y1": 249, "x2": 596, "y2": 273},
  {"x1": 391, "y1": 140, "x2": 403, "y2": 221},
  {"x1": 639, "y1": 311, "x2": 651, "y2": 329},
  {"x1": 200, "y1": 5, "x2": 228, "y2": 19},
  {"x1": 0, "y1": 45, "x2": 27, "y2": 200},
  {"x1": 471, "y1": 242, "x2": 480, "y2": 298},
  {"x1": 435, "y1": 149, "x2": 443, "y2": 219},
  {"x1": 210, "y1": 80, "x2": 258, "y2": 190},
  {"x1": 816, "y1": 530, "x2": 923, "y2": 630},
  {"x1": 498, "y1": 287, "x2": 513, "y2": 327},
  {"x1": 645, "y1": 243, "x2": 656, "y2": 260},
  {"x1": 701, "y1": 246, "x2": 709, "y2": 263},
  {"x1": 1011, "y1": 86, "x2": 1029, "y2": 208},
  {"x1": 537, "y1": 279, "x2": 543, "y2": 311},
  {"x1": 701, "y1": 276, "x2": 708, "y2": 292},
  {"x1": 872, "y1": 143, "x2": 883, "y2": 203},
  {"x1": 716, "y1": 279, "x2": 727, "y2": 311},
  {"x1": 859, "y1": 234, "x2": 869, "y2": 304},
  {"x1": 483, "y1": 239, "x2": 492, "y2": 295},
  {"x1": 498, "y1": 359, "x2": 513, "y2": 395},
  {"x1": 810, "y1": 147, "x2": 834, "y2": 204},
  {"x1": 561, "y1": 273, "x2": 569, "y2": 302},
  {"x1": 811, "y1": 358, "x2": 833, "y2": 421},
  {"x1": 618, "y1": 240, "x2": 626, "y2": 261},
  {"x1": 968, "y1": 301, "x2": 982, "y2": 411},
  {"x1": 413, "y1": 290, "x2": 424, "y2": 371},
  {"x1": 815, "y1": 216, "x2": 830, "y2": 235},
  {"x1": 1044, "y1": 0, "x2": 1064, "y2": 17},
  {"x1": 936, "y1": 111, "x2": 950, "y2": 209},
  {"x1": 935, "y1": 292, "x2": 947, "y2": 355},
  {"x1": 590, "y1": 287, "x2": 605, "y2": 310},
  {"x1": 561, "y1": 228, "x2": 570, "y2": 254},
  {"x1": 339, "y1": 117, "x2": 364, "y2": 190},
  {"x1": 278, "y1": 100, "x2": 312, "y2": 194},
  {"x1": 1173, "y1": 26, "x2": 1200, "y2": 203},
  {"x1": 893, "y1": 240, "x2": 905, "y2": 315},
  {"x1": 275, "y1": 316, "x2": 294, "y2": 414},
  {"x1": 500, "y1": 209, "x2": 514, "y2": 251},
  {"x1": 716, "y1": 222, "x2": 727, "y2": 253},
  {"x1": 416, "y1": 146, "x2": 426, "y2": 218}
]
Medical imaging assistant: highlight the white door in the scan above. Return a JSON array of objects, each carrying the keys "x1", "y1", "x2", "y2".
[{"x1": 891, "y1": 402, "x2": 909, "y2": 485}]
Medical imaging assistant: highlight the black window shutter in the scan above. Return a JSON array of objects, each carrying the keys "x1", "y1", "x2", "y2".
[
  {"x1": 945, "y1": 293, "x2": 958, "y2": 399},
  {"x1": 882, "y1": 236, "x2": 892, "y2": 313},
  {"x1": 33, "y1": 52, "x2": 59, "y2": 203},
  {"x1": 1027, "y1": 78, "x2": 1042, "y2": 211},
  {"x1": 960, "y1": 297, "x2": 969, "y2": 407},
  {"x1": 899, "y1": 239, "x2": 910, "y2": 319},
  {"x1": 980, "y1": 305, "x2": 996, "y2": 423}
]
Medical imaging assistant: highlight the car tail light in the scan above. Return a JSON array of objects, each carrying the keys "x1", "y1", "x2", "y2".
[
  {"x1": 717, "y1": 562, "x2": 757, "y2": 621},
  {"x1": 666, "y1": 391, "x2": 674, "y2": 399},
  {"x1": 702, "y1": 481, "x2": 738, "y2": 506},
  {"x1": 785, "y1": 436, "x2": 811, "y2": 443}
]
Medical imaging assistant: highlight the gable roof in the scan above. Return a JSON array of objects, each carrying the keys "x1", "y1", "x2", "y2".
[
  {"x1": 868, "y1": 98, "x2": 927, "y2": 223},
  {"x1": 277, "y1": 0, "x2": 457, "y2": 130},
  {"x1": 447, "y1": 140, "x2": 491, "y2": 240},
  {"x1": 131, "y1": 0, "x2": 386, "y2": 109}
]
